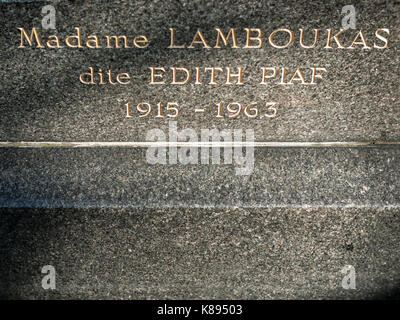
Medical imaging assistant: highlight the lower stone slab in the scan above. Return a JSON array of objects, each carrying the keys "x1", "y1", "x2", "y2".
[{"x1": 0, "y1": 207, "x2": 398, "y2": 299}]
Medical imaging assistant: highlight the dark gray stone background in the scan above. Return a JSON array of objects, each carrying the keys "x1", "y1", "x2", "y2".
[
  {"x1": 0, "y1": 147, "x2": 399, "y2": 207},
  {"x1": 0, "y1": 0, "x2": 399, "y2": 141},
  {"x1": 0, "y1": 207, "x2": 399, "y2": 299},
  {"x1": 0, "y1": 0, "x2": 399, "y2": 300}
]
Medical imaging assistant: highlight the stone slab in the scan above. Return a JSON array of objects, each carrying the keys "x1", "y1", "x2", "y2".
[
  {"x1": 0, "y1": 0, "x2": 399, "y2": 301},
  {"x1": 0, "y1": 207, "x2": 398, "y2": 299},
  {"x1": 0, "y1": 147, "x2": 399, "y2": 207},
  {"x1": 0, "y1": 0, "x2": 399, "y2": 142}
]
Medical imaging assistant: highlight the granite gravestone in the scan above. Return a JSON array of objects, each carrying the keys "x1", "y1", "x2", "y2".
[{"x1": 0, "y1": 0, "x2": 399, "y2": 299}]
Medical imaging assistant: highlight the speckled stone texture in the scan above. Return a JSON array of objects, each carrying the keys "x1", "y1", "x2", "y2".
[
  {"x1": 0, "y1": 207, "x2": 399, "y2": 300},
  {"x1": 0, "y1": 0, "x2": 399, "y2": 142},
  {"x1": 0, "y1": 0, "x2": 399, "y2": 300},
  {"x1": 0, "y1": 147, "x2": 399, "y2": 207}
]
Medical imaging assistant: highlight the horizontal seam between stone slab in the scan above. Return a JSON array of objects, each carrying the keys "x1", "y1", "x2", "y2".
[
  {"x1": 0, "y1": 141, "x2": 400, "y2": 148},
  {"x1": 1, "y1": 203, "x2": 400, "y2": 209}
]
